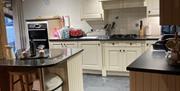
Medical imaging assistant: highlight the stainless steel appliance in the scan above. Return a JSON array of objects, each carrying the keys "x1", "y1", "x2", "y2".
[{"x1": 27, "y1": 21, "x2": 49, "y2": 50}]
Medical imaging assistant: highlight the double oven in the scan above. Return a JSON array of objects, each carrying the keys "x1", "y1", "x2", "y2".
[{"x1": 27, "y1": 21, "x2": 49, "y2": 49}]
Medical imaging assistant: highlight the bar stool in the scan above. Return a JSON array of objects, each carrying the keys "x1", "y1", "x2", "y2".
[{"x1": 9, "y1": 70, "x2": 39, "y2": 91}]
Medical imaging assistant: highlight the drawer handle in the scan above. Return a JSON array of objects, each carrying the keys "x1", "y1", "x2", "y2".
[
  {"x1": 112, "y1": 43, "x2": 115, "y2": 45},
  {"x1": 146, "y1": 44, "x2": 149, "y2": 46},
  {"x1": 98, "y1": 44, "x2": 100, "y2": 46},
  {"x1": 130, "y1": 43, "x2": 132, "y2": 45},
  {"x1": 120, "y1": 50, "x2": 121, "y2": 52},
  {"x1": 123, "y1": 50, "x2": 125, "y2": 52},
  {"x1": 148, "y1": 11, "x2": 151, "y2": 14}
]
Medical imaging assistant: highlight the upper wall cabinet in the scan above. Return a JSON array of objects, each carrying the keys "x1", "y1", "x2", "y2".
[
  {"x1": 102, "y1": 0, "x2": 146, "y2": 10},
  {"x1": 147, "y1": 0, "x2": 159, "y2": 16},
  {"x1": 160, "y1": 0, "x2": 180, "y2": 25},
  {"x1": 81, "y1": 0, "x2": 104, "y2": 21}
]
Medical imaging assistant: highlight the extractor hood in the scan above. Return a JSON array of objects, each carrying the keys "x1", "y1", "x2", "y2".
[{"x1": 101, "y1": 0, "x2": 147, "y2": 10}]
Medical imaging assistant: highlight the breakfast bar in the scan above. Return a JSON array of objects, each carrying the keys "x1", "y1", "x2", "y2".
[
  {"x1": 0, "y1": 48, "x2": 83, "y2": 91},
  {"x1": 127, "y1": 49, "x2": 180, "y2": 91}
]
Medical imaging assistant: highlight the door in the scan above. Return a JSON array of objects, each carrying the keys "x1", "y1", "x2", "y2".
[
  {"x1": 79, "y1": 41, "x2": 102, "y2": 70},
  {"x1": 104, "y1": 47, "x2": 125, "y2": 71},
  {"x1": 124, "y1": 47, "x2": 142, "y2": 71},
  {"x1": 81, "y1": 0, "x2": 103, "y2": 19}
]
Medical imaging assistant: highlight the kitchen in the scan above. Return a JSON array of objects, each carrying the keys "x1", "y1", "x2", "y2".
[{"x1": 0, "y1": 0, "x2": 180, "y2": 91}]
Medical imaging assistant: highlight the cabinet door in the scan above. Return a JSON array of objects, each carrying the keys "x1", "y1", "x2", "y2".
[
  {"x1": 160, "y1": 0, "x2": 180, "y2": 24},
  {"x1": 147, "y1": 0, "x2": 159, "y2": 16},
  {"x1": 79, "y1": 42, "x2": 102, "y2": 70},
  {"x1": 124, "y1": 47, "x2": 142, "y2": 71},
  {"x1": 81, "y1": 0, "x2": 103, "y2": 20},
  {"x1": 160, "y1": 0, "x2": 173, "y2": 25},
  {"x1": 172, "y1": 0, "x2": 180, "y2": 24},
  {"x1": 104, "y1": 47, "x2": 125, "y2": 71}
]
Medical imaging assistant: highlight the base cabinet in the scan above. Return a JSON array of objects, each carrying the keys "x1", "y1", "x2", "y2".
[
  {"x1": 130, "y1": 71, "x2": 180, "y2": 91},
  {"x1": 49, "y1": 40, "x2": 157, "y2": 76},
  {"x1": 124, "y1": 47, "x2": 142, "y2": 71},
  {"x1": 104, "y1": 47, "x2": 125, "y2": 71},
  {"x1": 79, "y1": 41, "x2": 102, "y2": 70},
  {"x1": 104, "y1": 46, "x2": 142, "y2": 72}
]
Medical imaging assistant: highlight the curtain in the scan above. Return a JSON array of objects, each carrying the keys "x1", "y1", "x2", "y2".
[
  {"x1": 0, "y1": 0, "x2": 8, "y2": 59},
  {"x1": 12, "y1": 0, "x2": 27, "y2": 49}
]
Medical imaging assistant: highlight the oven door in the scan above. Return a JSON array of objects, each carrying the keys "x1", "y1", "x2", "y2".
[
  {"x1": 29, "y1": 30, "x2": 48, "y2": 39},
  {"x1": 30, "y1": 40, "x2": 49, "y2": 49}
]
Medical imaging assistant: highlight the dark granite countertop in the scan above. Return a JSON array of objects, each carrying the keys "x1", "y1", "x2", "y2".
[
  {"x1": 0, "y1": 48, "x2": 83, "y2": 68},
  {"x1": 49, "y1": 35, "x2": 160, "y2": 41},
  {"x1": 127, "y1": 49, "x2": 180, "y2": 75}
]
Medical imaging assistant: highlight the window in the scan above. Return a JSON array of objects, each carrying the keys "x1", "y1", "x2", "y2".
[{"x1": 4, "y1": 16, "x2": 16, "y2": 52}]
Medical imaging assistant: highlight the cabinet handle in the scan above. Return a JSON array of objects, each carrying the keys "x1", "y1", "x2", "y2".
[
  {"x1": 98, "y1": 44, "x2": 100, "y2": 46},
  {"x1": 146, "y1": 44, "x2": 149, "y2": 46},
  {"x1": 130, "y1": 43, "x2": 132, "y2": 45},
  {"x1": 64, "y1": 44, "x2": 67, "y2": 47},
  {"x1": 120, "y1": 50, "x2": 121, "y2": 52},
  {"x1": 112, "y1": 43, "x2": 115, "y2": 45},
  {"x1": 148, "y1": 11, "x2": 151, "y2": 14},
  {"x1": 123, "y1": 50, "x2": 125, "y2": 52}
]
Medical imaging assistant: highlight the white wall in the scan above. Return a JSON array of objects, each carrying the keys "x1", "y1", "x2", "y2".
[
  {"x1": 23, "y1": 0, "x2": 93, "y2": 32},
  {"x1": 23, "y1": 0, "x2": 160, "y2": 35},
  {"x1": 106, "y1": 8, "x2": 161, "y2": 35},
  {"x1": 106, "y1": 8, "x2": 147, "y2": 35}
]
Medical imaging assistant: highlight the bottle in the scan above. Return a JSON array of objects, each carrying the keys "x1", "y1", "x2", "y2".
[
  {"x1": 139, "y1": 20, "x2": 145, "y2": 37},
  {"x1": 30, "y1": 40, "x2": 36, "y2": 57}
]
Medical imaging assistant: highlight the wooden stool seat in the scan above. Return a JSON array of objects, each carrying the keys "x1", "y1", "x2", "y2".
[{"x1": 9, "y1": 70, "x2": 39, "y2": 91}]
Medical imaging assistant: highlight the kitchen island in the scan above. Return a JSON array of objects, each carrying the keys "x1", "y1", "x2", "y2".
[
  {"x1": 127, "y1": 49, "x2": 180, "y2": 91},
  {"x1": 0, "y1": 48, "x2": 83, "y2": 91}
]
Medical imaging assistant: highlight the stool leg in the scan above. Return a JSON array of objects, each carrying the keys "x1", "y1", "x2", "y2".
[
  {"x1": 19, "y1": 75, "x2": 25, "y2": 91},
  {"x1": 9, "y1": 75, "x2": 14, "y2": 91},
  {"x1": 24, "y1": 74, "x2": 32, "y2": 91}
]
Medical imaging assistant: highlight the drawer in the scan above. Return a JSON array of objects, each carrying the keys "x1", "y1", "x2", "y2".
[
  {"x1": 103, "y1": 42, "x2": 120, "y2": 47},
  {"x1": 120, "y1": 42, "x2": 142, "y2": 47}
]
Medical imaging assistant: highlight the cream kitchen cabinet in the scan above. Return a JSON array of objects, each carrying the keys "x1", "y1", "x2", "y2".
[
  {"x1": 104, "y1": 47, "x2": 142, "y2": 72},
  {"x1": 49, "y1": 41, "x2": 78, "y2": 49},
  {"x1": 78, "y1": 41, "x2": 102, "y2": 70},
  {"x1": 104, "y1": 47, "x2": 126, "y2": 71},
  {"x1": 123, "y1": 47, "x2": 142, "y2": 71},
  {"x1": 103, "y1": 41, "x2": 143, "y2": 76},
  {"x1": 102, "y1": 0, "x2": 146, "y2": 10},
  {"x1": 81, "y1": 0, "x2": 104, "y2": 21},
  {"x1": 144, "y1": 40, "x2": 156, "y2": 51},
  {"x1": 147, "y1": 0, "x2": 159, "y2": 16}
]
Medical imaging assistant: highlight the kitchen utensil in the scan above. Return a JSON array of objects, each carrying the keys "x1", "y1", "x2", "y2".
[
  {"x1": 111, "y1": 22, "x2": 116, "y2": 30},
  {"x1": 139, "y1": 20, "x2": 145, "y2": 37}
]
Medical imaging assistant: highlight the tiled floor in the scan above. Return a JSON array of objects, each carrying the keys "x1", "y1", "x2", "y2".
[{"x1": 83, "y1": 74, "x2": 130, "y2": 91}]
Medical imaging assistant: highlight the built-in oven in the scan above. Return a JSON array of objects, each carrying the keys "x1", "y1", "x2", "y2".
[{"x1": 27, "y1": 21, "x2": 49, "y2": 49}]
